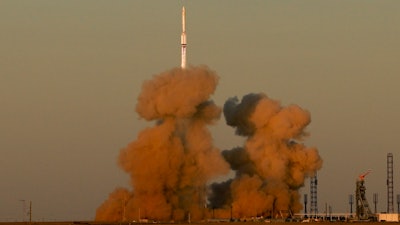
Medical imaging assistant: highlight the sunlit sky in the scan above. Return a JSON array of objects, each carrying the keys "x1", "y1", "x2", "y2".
[{"x1": 1, "y1": 0, "x2": 400, "y2": 221}]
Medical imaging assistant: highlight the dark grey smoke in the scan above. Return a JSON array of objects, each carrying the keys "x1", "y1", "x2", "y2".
[
  {"x1": 95, "y1": 67, "x2": 322, "y2": 221},
  {"x1": 209, "y1": 93, "x2": 323, "y2": 218}
]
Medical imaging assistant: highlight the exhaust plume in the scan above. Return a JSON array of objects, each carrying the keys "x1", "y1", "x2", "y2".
[
  {"x1": 209, "y1": 93, "x2": 323, "y2": 218},
  {"x1": 95, "y1": 66, "x2": 229, "y2": 221},
  {"x1": 96, "y1": 67, "x2": 322, "y2": 221}
]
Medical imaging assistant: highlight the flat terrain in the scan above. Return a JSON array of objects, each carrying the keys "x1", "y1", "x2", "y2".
[{"x1": 1, "y1": 222, "x2": 399, "y2": 225}]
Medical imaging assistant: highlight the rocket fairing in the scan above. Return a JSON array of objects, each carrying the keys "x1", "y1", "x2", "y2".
[{"x1": 181, "y1": 6, "x2": 187, "y2": 69}]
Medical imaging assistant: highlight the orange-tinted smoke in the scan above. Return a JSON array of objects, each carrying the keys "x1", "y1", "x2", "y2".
[
  {"x1": 95, "y1": 66, "x2": 229, "y2": 221},
  {"x1": 210, "y1": 93, "x2": 323, "y2": 218}
]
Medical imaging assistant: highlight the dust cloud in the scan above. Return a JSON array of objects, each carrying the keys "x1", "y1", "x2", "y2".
[
  {"x1": 209, "y1": 93, "x2": 322, "y2": 219},
  {"x1": 96, "y1": 66, "x2": 230, "y2": 221},
  {"x1": 96, "y1": 67, "x2": 322, "y2": 221}
]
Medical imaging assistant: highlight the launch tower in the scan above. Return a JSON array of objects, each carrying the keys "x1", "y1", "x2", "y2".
[
  {"x1": 310, "y1": 174, "x2": 318, "y2": 217},
  {"x1": 387, "y1": 153, "x2": 394, "y2": 213},
  {"x1": 355, "y1": 170, "x2": 375, "y2": 221}
]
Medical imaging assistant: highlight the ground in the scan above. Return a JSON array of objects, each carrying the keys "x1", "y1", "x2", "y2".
[{"x1": 0, "y1": 222, "x2": 397, "y2": 225}]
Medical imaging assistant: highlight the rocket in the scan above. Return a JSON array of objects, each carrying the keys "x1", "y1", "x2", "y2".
[{"x1": 181, "y1": 6, "x2": 187, "y2": 69}]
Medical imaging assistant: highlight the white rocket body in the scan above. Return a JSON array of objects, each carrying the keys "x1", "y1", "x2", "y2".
[{"x1": 181, "y1": 6, "x2": 187, "y2": 69}]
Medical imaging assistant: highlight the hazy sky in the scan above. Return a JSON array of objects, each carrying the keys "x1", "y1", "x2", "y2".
[{"x1": 1, "y1": 0, "x2": 400, "y2": 221}]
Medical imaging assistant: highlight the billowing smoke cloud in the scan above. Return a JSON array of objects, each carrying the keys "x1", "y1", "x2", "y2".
[
  {"x1": 96, "y1": 66, "x2": 322, "y2": 221},
  {"x1": 95, "y1": 66, "x2": 230, "y2": 221},
  {"x1": 209, "y1": 93, "x2": 323, "y2": 218}
]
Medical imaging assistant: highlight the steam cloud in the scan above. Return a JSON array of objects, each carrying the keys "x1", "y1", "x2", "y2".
[{"x1": 96, "y1": 66, "x2": 322, "y2": 221}]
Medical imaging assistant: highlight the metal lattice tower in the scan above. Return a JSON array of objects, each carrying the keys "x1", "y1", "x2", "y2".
[
  {"x1": 355, "y1": 178, "x2": 374, "y2": 220},
  {"x1": 387, "y1": 153, "x2": 394, "y2": 213},
  {"x1": 310, "y1": 174, "x2": 318, "y2": 216}
]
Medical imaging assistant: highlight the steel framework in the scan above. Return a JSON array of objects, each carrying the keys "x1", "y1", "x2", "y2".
[
  {"x1": 310, "y1": 174, "x2": 318, "y2": 216},
  {"x1": 355, "y1": 172, "x2": 374, "y2": 220},
  {"x1": 387, "y1": 153, "x2": 394, "y2": 213}
]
